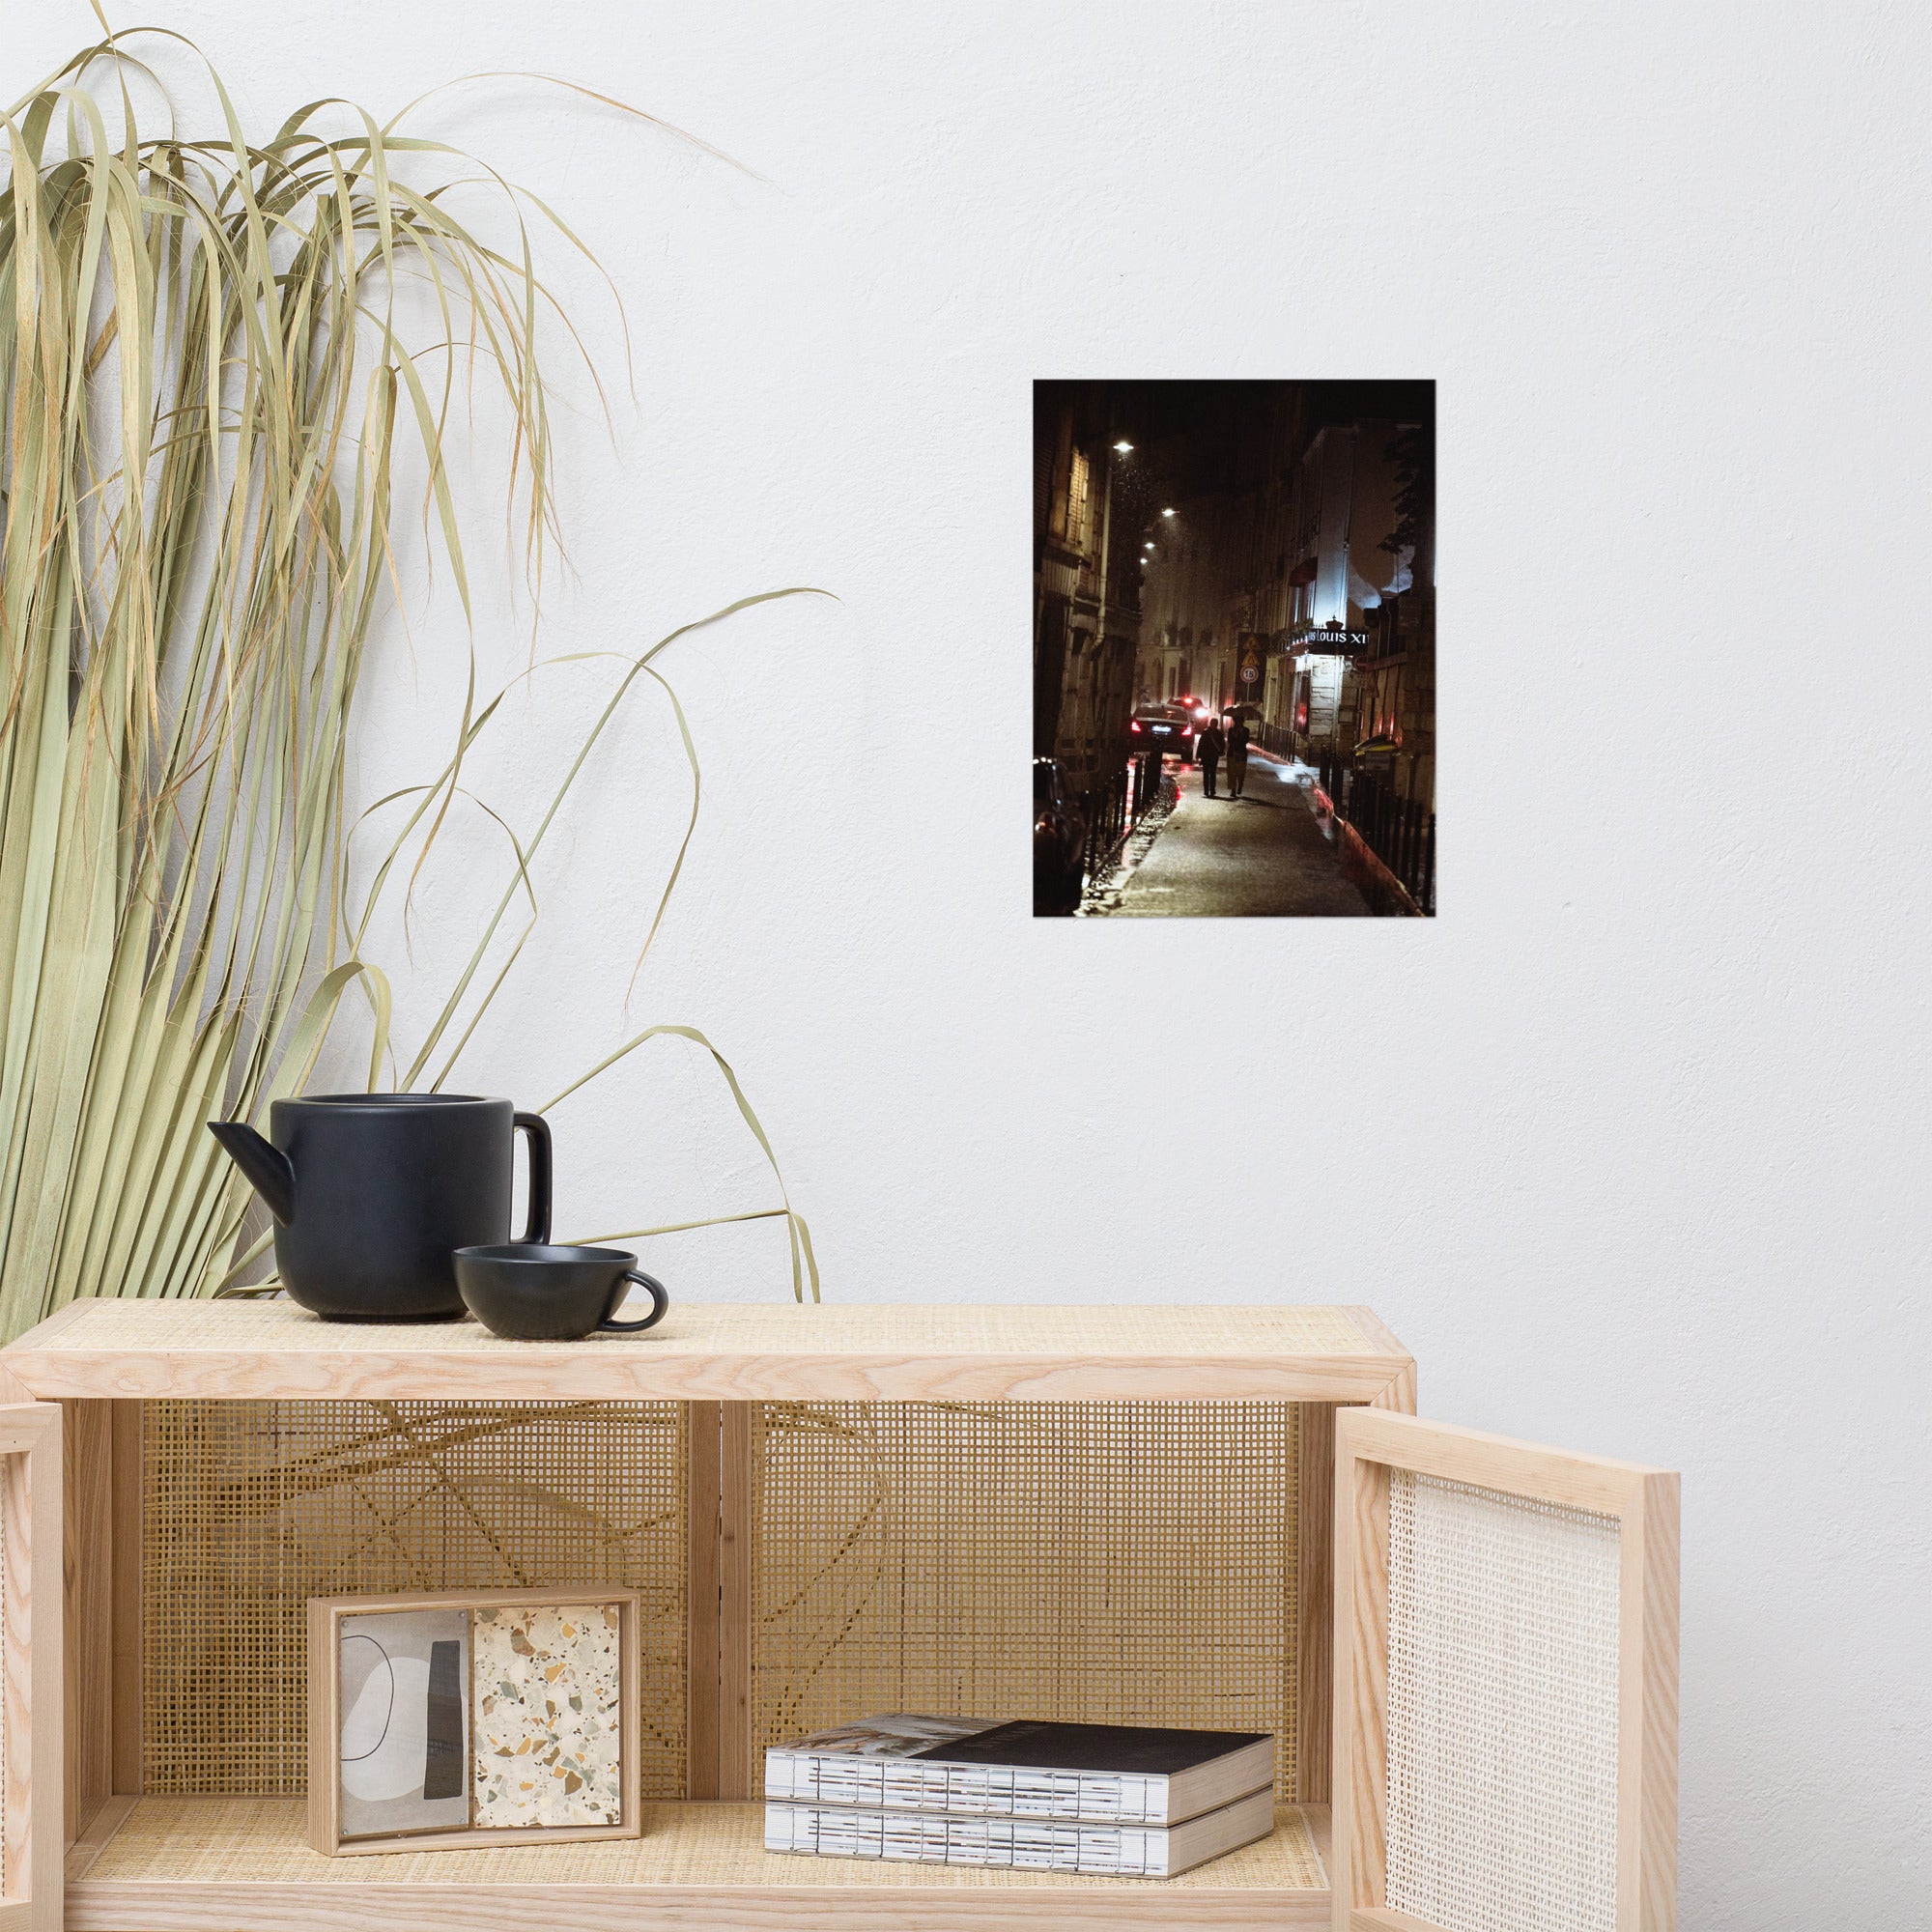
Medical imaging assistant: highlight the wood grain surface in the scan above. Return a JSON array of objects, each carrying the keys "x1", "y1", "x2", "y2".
[{"x1": 3, "y1": 1301, "x2": 1412, "y2": 1406}]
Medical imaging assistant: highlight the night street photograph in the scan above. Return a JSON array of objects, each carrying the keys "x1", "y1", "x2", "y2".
[{"x1": 1034, "y1": 380, "x2": 1435, "y2": 917}]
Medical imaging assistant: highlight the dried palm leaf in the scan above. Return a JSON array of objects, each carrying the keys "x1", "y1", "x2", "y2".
[{"x1": 0, "y1": 28, "x2": 817, "y2": 1338}]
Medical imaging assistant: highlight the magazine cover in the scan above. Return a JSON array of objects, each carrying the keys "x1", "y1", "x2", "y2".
[{"x1": 772, "y1": 1715, "x2": 996, "y2": 1759}]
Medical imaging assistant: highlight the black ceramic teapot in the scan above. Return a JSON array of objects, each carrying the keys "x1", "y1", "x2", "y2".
[{"x1": 209, "y1": 1094, "x2": 551, "y2": 1321}]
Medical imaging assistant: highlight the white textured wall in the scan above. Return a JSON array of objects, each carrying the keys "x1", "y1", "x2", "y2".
[{"x1": 15, "y1": 3, "x2": 1928, "y2": 1921}]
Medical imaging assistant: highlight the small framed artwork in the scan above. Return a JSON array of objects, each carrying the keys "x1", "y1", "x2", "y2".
[{"x1": 306, "y1": 1586, "x2": 641, "y2": 1855}]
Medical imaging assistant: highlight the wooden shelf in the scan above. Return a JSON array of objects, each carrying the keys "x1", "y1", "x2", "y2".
[
  {"x1": 29, "y1": 1305, "x2": 1406, "y2": 1930},
  {"x1": 2, "y1": 1298, "x2": 1413, "y2": 1404},
  {"x1": 66, "y1": 1797, "x2": 1333, "y2": 1930}
]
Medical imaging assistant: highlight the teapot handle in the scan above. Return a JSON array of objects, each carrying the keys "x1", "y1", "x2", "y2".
[{"x1": 513, "y1": 1112, "x2": 553, "y2": 1244}]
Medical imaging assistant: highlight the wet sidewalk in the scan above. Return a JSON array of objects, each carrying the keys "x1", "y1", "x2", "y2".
[{"x1": 1096, "y1": 755, "x2": 1371, "y2": 917}]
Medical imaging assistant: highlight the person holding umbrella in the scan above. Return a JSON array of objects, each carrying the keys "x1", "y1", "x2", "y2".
[
  {"x1": 1225, "y1": 711, "x2": 1252, "y2": 798},
  {"x1": 1196, "y1": 713, "x2": 1226, "y2": 798}
]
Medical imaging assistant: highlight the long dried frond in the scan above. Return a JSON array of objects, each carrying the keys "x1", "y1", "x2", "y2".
[
  {"x1": 0, "y1": 34, "x2": 545, "y2": 1330},
  {"x1": 0, "y1": 29, "x2": 818, "y2": 1335}
]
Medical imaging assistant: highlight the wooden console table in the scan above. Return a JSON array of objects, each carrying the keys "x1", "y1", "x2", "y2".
[{"x1": 0, "y1": 1298, "x2": 1673, "y2": 1932}]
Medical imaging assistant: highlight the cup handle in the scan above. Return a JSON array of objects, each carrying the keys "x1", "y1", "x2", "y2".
[{"x1": 600, "y1": 1270, "x2": 669, "y2": 1333}]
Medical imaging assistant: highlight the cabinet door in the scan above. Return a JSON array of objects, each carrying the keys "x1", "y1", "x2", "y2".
[
  {"x1": 0, "y1": 1405, "x2": 60, "y2": 1932},
  {"x1": 1333, "y1": 1408, "x2": 1677, "y2": 1932}
]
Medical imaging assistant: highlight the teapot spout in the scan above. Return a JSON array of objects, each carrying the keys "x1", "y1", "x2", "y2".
[{"x1": 207, "y1": 1120, "x2": 296, "y2": 1224}]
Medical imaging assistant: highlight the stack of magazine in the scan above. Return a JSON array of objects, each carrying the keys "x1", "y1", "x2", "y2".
[{"x1": 763, "y1": 1714, "x2": 1276, "y2": 1878}]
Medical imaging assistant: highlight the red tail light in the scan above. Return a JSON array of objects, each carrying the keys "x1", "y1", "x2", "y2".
[{"x1": 1129, "y1": 720, "x2": 1142, "y2": 733}]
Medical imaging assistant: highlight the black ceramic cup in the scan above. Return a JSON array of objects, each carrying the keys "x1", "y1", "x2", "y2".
[{"x1": 452, "y1": 1243, "x2": 669, "y2": 1342}]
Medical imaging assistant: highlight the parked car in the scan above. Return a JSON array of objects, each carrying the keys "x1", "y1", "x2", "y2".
[
  {"x1": 1033, "y1": 758, "x2": 1087, "y2": 915},
  {"x1": 1129, "y1": 703, "x2": 1199, "y2": 761}
]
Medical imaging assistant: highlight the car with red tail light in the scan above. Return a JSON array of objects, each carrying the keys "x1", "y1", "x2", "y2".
[{"x1": 1128, "y1": 703, "x2": 1201, "y2": 761}]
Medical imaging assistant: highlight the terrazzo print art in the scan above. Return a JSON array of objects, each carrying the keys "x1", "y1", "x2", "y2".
[{"x1": 471, "y1": 1603, "x2": 625, "y2": 1828}]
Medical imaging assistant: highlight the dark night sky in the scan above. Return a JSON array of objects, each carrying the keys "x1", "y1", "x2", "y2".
[{"x1": 1039, "y1": 380, "x2": 1435, "y2": 497}]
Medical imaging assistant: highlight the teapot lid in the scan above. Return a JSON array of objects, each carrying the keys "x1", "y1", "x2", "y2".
[{"x1": 281, "y1": 1092, "x2": 507, "y2": 1108}]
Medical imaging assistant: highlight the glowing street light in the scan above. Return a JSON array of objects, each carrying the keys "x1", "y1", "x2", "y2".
[
  {"x1": 1160, "y1": 507, "x2": 1176, "y2": 518},
  {"x1": 1113, "y1": 439, "x2": 1133, "y2": 454}
]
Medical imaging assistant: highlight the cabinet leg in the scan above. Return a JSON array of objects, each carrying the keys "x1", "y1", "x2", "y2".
[
  {"x1": 686, "y1": 1402, "x2": 722, "y2": 1798},
  {"x1": 718, "y1": 1403, "x2": 753, "y2": 1799},
  {"x1": 110, "y1": 1400, "x2": 141, "y2": 1795},
  {"x1": 62, "y1": 1399, "x2": 112, "y2": 1841},
  {"x1": 685, "y1": 1401, "x2": 755, "y2": 1802},
  {"x1": 1296, "y1": 1403, "x2": 1335, "y2": 1806}
]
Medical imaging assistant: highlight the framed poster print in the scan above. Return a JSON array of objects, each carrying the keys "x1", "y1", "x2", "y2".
[{"x1": 307, "y1": 1586, "x2": 642, "y2": 1855}]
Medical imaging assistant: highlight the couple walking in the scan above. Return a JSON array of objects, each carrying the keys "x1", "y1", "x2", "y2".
[{"x1": 1198, "y1": 715, "x2": 1250, "y2": 799}]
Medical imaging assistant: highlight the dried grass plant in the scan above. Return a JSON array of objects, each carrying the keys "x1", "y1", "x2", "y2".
[{"x1": 0, "y1": 22, "x2": 818, "y2": 1339}]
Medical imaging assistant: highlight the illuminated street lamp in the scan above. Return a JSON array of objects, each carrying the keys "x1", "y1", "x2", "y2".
[
  {"x1": 1160, "y1": 507, "x2": 1176, "y2": 518},
  {"x1": 1094, "y1": 438, "x2": 1135, "y2": 655}
]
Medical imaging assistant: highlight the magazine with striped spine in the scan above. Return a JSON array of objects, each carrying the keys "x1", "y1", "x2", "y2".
[
  {"x1": 764, "y1": 1785, "x2": 1275, "y2": 1878},
  {"x1": 763, "y1": 1715, "x2": 1275, "y2": 1828}
]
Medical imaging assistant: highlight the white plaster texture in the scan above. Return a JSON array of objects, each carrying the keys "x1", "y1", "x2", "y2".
[{"x1": 7, "y1": 4, "x2": 1926, "y2": 1922}]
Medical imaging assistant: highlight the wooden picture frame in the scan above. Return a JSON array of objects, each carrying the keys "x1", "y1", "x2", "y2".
[
  {"x1": 307, "y1": 1585, "x2": 642, "y2": 1856},
  {"x1": 1332, "y1": 1408, "x2": 1678, "y2": 1932}
]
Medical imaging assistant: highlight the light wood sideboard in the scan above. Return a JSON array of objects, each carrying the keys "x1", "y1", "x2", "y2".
[{"x1": 0, "y1": 1297, "x2": 1673, "y2": 1932}]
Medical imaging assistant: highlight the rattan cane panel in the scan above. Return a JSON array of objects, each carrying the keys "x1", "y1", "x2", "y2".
[
  {"x1": 1385, "y1": 1470, "x2": 1621, "y2": 1932},
  {"x1": 82, "y1": 1797, "x2": 1327, "y2": 1889},
  {"x1": 142, "y1": 1401, "x2": 686, "y2": 1797},
  {"x1": 752, "y1": 1403, "x2": 1300, "y2": 1798}
]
